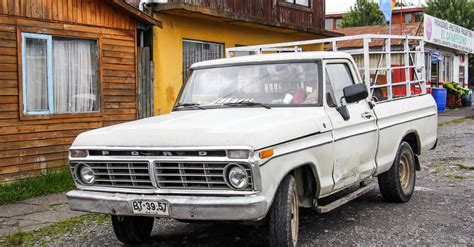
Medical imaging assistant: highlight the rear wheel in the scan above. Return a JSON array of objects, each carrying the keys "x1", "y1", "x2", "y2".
[
  {"x1": 378, "y1": 141, "x2": 416, "y2": 202},
  {"x1": 111, "y1": 215, "x2": 154, "y2": 244},
  {"x1": 269, "y1": 175, "x2": 299, "y2": 247}
]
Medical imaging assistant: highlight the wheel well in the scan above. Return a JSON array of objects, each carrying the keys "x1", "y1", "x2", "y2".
[
  {"x1": 402, "y1": 132, "x2": 421, "y2": 171},
  {"x1": 291, "y1": 164, "x2": 318, "y2": 208},
  {"x1": 402, "y1": 132, "x2": 420, "y2": 155}
]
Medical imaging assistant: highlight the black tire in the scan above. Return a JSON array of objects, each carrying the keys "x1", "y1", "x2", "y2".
[
  {"x1": 111, "y1": 215, "x2": 154, "y2": 244},
  {"x1": 378, "y1": 141, "x2": 416, "y2": 203},
  {"x1": 269, "y1": 175, "x2": 299, "y2": 247}
]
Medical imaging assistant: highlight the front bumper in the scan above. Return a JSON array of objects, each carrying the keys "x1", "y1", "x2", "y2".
[{"x1": 67, "y1": 190, "x2": 267, "y2": 221}]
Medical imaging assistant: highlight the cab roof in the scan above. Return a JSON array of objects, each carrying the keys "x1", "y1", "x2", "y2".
[{"x1": 190, "y1": 52, "x2": 353, "y2": 69}]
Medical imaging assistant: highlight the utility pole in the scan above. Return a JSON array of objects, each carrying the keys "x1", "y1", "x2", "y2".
[{"x1": 400, "y1": 0, "x2": 404, "y2": 34}]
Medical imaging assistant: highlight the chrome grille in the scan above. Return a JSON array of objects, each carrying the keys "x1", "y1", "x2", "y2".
[
  {"x1": 155, "y1": 162, "x2": 253, "y2": 190},
  {"x1": 71, "y1": 162, "x2": 153, "y2": 189}
]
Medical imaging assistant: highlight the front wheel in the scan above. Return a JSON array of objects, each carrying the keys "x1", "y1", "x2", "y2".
[
  {"x1": 111, "y1": 215, "x2": 154, "y2": 244},
  {"x1": 378, "y1": 141, "x2": 416, "y2": 202},
  {"x1": 269, "y1": 175, "x2": 299, "y2": 247}
]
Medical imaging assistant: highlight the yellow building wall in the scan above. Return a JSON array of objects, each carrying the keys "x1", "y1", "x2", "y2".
[{"x1": 153, "y1": 13, "x2": 324, "y2": 115}]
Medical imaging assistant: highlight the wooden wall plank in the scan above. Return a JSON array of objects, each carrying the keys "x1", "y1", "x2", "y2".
[
  {"x1": 0, "y1": 129, "x2": 86, "y2": 143},
  {"x1": 0, "y1": 87, "x2": 18, "y2": 95},
  {"x1": 0, "y1": 122, "x2": 103, "y2": 135},
  {"x1": 67, "y1": 0, "x2": 72, "y2": 22},
  {"x1": 0, "y1": 80, "x2": 18, "y2": 87},
  {"x1": 6, "y1": 0, "x2": 14, "y2": 15},
  {"x1": 0, "y1": 0, "x2": 136, "y2": 30},
  {"x1": 0, "y1": 55, "x2": 17, "y2": 63},
  {"x1": 0, "y1": 145, "x2": 68, "y2": 159},
  {"x1": 0, "y1": 48, "x2": 16, "y2": 56},
  {"x1": 1, "y1": 0, "x2": 8, "y2": 14},
  {"x1": 0, "y1": 103, "x2": 18, "y2": 111},
  {"x1": 0, "y1": 39, "x2": 17, "y2": 48}
]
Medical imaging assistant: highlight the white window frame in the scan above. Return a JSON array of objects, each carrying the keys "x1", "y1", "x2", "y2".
[
  {"x1": 22, "y1": 33, "x2": 54, "y2": 115},
  {"x1": 21, "y1": 32, "x2": 100, "y2": 116},
  {"x1": 282, "y1": 0, "x2": 310, "y2": 7}
]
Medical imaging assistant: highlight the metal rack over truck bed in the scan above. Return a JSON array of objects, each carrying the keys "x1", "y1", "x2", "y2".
[{"x1": 226, "y1": 34, "x2": 427, "y2": 101}]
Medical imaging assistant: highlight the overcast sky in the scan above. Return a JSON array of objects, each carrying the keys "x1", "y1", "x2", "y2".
[{"x1": 326, "y1": 0, "x2": 426, "y2": 14}]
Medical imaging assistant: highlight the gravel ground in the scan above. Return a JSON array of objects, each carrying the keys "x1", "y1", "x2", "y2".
[{"x1": 48, "y1": 119, "x2": 474, "y2": 246}]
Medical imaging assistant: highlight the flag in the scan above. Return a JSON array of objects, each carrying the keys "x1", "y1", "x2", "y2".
[{"x1": 379, "y1": 0, "x2": 393, "y2": 22}]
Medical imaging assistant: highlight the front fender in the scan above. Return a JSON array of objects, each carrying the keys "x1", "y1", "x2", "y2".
[{"x1": 257, "y1": 143, "x2": 334, "y2": 217}]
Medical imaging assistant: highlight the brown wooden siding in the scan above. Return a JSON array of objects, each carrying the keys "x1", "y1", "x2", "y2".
[
  {"x1": 0, "y1": 1, "x2": 138, "y2": 181},
  {"x1": 162, "y1": 0, "x2": 325, "y2": 30},
  {"x1": 0, "y1": 0, "x2": 135, "y2": 30}
]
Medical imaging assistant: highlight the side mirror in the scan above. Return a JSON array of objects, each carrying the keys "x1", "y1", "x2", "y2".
[{"x1": 343, "y1": 83, "x2": 369, "y2": 104}]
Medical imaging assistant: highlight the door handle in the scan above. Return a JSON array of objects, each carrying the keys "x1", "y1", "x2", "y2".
[{"x1": 361, "y1": 112, "x2": 373, "y2": 119}]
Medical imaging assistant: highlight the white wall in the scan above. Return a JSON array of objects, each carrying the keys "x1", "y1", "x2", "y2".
[{"x1": 454, "y1": 55, "x2": 460, "y2": 84}]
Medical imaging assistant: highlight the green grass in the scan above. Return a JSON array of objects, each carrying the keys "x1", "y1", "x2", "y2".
[
  {"x1": 438, "y1": 118, "x2": 466, "y2": 127},
  {"x1": 454, "y1": 163, "x2": 472, "y2": 170},
  {"x1": 446, "y1": 173, "x2": 468, "y2": 180},
  {"x1": 0, "y1": 213, "x2": 109, "y2": 246},
  {"x1": 0, "y1": 168, "x2": 75, "y2": 205},
  {"x1": 432, "y1": 166, "x2": 442, "y2": 176}
]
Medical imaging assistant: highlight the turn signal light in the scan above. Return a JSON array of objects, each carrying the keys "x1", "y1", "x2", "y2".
[{"x1": 259, "y1": 148, "x2": 273, "y2": 159}]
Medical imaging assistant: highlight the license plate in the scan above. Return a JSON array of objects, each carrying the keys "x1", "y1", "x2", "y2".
[{"x1": 131, "y1": 201, "x2": 169, "y2": 216}]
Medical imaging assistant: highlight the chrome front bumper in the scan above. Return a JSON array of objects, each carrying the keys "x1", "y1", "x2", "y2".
[{"x1": 67, "y1": 190, "x2": 268, "y2": 221}]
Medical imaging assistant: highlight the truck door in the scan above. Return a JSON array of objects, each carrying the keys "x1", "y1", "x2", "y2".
[{"x1": 324, "y1": 60, "x2": 378, "y2": 191}]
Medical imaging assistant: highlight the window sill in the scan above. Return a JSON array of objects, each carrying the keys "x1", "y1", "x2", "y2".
[
  {"x1": 278, "y1": 2, "x2": 313, "y2": 13},
  {"x1": 20, "y1": 111, "x2": 103, "y2": 121}
]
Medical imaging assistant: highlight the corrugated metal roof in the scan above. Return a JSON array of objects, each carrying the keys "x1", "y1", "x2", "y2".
[{"x1": 328, "y1": 23, "x2": 423, "y2": 49}]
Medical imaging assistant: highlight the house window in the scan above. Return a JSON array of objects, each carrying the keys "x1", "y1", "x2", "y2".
[
  {"x1": 404, "y1": 13, "x2": 412, "y2": 23},
  {"x1": 430, "y1": 61, "x2": 439, "y2": 86},
  {"x1": 459, "y1": 66, "x2": 465, "y2": 86},
  {"x1": 325, "y1": 18, "x2": 334, "y2": 30},
  {"x1": 335, "y1": 19, "x2": 343, "y2": 29},
  {"x1": 283, "y1": 0, "x2": 310, "y2": 7},
  {"x1": 415, "y1": 12, "x2": 423, "y2": 22},
  {"x1": 22, "y1": 33, "x2": 99, "y2": 115},
  {"x1": 443, "y1": 56, "x2": 453, "y2": 82},
  {"x1": 182, "y1": 40, "x2": 224, "y2": 82}
]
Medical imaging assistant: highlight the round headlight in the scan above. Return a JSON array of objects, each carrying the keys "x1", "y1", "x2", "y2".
[
  {"x1": 78, "y1": 164, "x2": 95, "y2": 185},
  {"x1": 226, "y1": 164, "x2": 249, "y2": 190}
]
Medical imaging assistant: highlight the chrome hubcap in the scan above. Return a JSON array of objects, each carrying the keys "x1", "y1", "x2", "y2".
[{"x1": 399, "y1": 154, "x2": 410, "y2": 190}]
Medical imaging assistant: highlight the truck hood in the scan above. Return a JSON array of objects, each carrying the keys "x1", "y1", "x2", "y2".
[{"x1": 72, "y1": 108, "x2": 327, "y2": 150}]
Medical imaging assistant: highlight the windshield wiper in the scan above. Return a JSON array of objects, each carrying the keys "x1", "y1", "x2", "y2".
[
  {"x1": 223, "y1": 100, "x2": 271, "y2": 109},
  {"x1": 174, "y1": 103, "x2": 206, "y2": 110}
]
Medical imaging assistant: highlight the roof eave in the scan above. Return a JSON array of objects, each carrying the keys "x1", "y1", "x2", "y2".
[
  {"x1": 106, "y1": 0, "x2": 162, "y2": 27},
  {"x1": 153, "y1": 3, "x2": 342, "y2": 37}
]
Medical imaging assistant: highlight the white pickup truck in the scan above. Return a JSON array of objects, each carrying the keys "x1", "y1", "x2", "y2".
[{"x1": 67, "y1": 35, "x2": 438, "y2": 246}]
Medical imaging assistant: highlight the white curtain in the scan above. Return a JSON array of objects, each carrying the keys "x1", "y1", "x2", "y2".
[
  {"x1": 25, "y1": 38, "x2": 49, "y2": 112},
  {"x1": 53, "y1": 39, "x2": 98, "y2": 113}
]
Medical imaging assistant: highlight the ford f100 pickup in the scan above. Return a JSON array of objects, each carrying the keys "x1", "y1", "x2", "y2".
[{"x1": 67, "y1": 35, "x2": 438, "y2": 246}]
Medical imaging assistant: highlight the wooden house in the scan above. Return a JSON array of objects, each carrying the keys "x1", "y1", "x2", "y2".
[{"x1": 0, "y1": 0, "x2": 160, "y2": 181}]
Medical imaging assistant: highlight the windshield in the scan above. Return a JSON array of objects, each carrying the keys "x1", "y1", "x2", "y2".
[{"x1": 176, "y1": 62, "x2": 322, "y2": 109}]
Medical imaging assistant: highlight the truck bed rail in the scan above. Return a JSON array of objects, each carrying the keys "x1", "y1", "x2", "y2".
[{"x1": 226, "y1": 34, "x2": 427, "y2": 102}]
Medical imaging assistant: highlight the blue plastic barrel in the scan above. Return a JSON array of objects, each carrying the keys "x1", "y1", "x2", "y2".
[
  {"x1": 432, "y1": 88, "x2": 447, "y2": 112},
  {"x1": 462, "y1": 93, "x2": 472, "y2": 107}
]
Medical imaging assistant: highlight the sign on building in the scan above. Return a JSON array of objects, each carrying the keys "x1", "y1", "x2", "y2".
[{"x1": 423, "y1": 14, "x2": 473, "y2": 53}]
